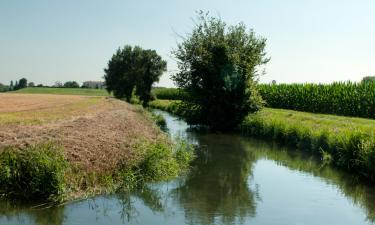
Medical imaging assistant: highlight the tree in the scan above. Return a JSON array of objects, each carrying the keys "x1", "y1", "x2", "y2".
[
  {"x1": 13, "y1": 78, "x2": 27, "y2": 90},
  {"x1": 63, "y1": 81, "x2": 80, "y2": 88},
  {"x1": 104, "y1": 45, "x2": 167, "y2": 105},
  {"x1": 54, "y1": 81, "x2": 63, "y2": 88},
  {"x1": 172, "y1": 12, "x2": 268, "y2": 131},
  {"x1": 28, "y1": 82, "x2": 35, "y2": 87},
  {"x1": 135, "y1": 49, "x2": 167, "y2": 106},
  {"x1": 10, "y1": 81, "x2": 13, "y2": 90}
]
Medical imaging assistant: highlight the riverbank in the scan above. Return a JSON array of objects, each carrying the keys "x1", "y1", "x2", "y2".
[
  {"x1": 149, "y1": 99, "x2": 375, "y2": 181},
  {"x1": 0, "y1": 94, "x2": 193, "y2": 202}
]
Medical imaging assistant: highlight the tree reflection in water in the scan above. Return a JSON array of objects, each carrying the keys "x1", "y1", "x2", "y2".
[{"x1": 171, "y1": 134, "x2": 260, "y2": 225}]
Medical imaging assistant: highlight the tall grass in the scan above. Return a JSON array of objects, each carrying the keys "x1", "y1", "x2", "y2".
[
  {"x1": 259, "y1": 82, "x2": 375, "y2": 118},
  {"x1": 152, "y1": 88, "x2": 187, "y2": 100},
  {"x1": 0, "y1": 143, "x2": 68, "y2": 201}
]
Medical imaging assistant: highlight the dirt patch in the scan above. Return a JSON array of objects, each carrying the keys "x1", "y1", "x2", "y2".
[{"x1": 0, "y1": 94, "x2": 163, "y2": 173}]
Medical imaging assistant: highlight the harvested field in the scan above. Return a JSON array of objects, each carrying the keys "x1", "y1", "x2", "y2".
[{"x1": 0, "y1": 93, "x2": 162, "y2": 173}]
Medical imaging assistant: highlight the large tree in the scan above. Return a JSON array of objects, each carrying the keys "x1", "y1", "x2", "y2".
[
  {"x1": 172, "y1": 12, "x2": 269, "y2": 131},
  {"x1": 135, "y1": 49, "x2": 167, "y2": 106},
  {"x1": 104, "y1": 45, "x2": 167, "y2": 105}
]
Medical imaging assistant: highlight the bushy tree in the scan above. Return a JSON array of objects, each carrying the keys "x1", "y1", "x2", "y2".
[
  {"x1": 63, "y1": 81, "x2": 80, "y2": 88},
  {"x1": 172, "y1": 12, "x2": 269, "y2": 131},
  {"x1": 28, "y1": 82, "x2": 35, "y2": 87},
  {"x1": 104, "y1": 45, "x2": 167, "y2": 105}
]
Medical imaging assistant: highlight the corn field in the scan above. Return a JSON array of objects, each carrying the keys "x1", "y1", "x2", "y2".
[{"x1": 259, "y1": 82, "x2": 375, "y2": 118}]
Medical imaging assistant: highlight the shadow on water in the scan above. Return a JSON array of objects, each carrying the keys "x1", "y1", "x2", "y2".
[{"x1": 1, "y1": 110, "x2": 375, "y2": 225}]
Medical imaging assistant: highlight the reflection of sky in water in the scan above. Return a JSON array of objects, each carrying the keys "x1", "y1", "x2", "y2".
[{"x1": 1, "y1": 111, "x2": 375, "y2": 225}]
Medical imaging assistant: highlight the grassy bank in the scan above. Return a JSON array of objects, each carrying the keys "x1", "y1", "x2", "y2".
[
  {"x1": 0, "y1": 95, "x2": 194, "y2": 202},
  {"x1": 13, "y1": 87, "x2": 110, "y2": 96},
  {"x1": 149, "y1": 99, "x2": 375, "y2": 181},
  {"x1": 0, "y1": 138, "x2": 193, "y2": 202}
]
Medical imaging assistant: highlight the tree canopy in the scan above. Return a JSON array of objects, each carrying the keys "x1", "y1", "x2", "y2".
[
  {"x1": 172, "y1": 12, "x2": 268, "y2": 130},
  {"x1": 104, "y1": 45, "x2": 167, "y2": 106},
  {"x1": 63, "y1": 81, "x2": 80, "y2": 88}
]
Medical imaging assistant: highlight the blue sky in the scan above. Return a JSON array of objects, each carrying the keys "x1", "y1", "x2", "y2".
[{"x1": 0, "y1": 0, "x2": 374, "y2": 87}]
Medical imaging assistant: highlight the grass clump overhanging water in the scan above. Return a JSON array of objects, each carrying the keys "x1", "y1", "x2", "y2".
[
  {"x1": 121, "y1": 140, "x2": 194, "y2": 185},
  {"x1": 0, "y1": 143, "x2": 68, "y2": 202}
]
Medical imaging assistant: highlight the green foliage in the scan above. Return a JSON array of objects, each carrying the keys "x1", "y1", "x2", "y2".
[
  {"x1": 259, "y1": 82, "x2": 375, "y2": 119},
  {"x1": 0, "y1": 143, "x2": 68, "y2": 201},
  {"x1": 172, "y1": 11, "x2": 268, "y2": 130},
  {"x1": 362, "y1": 76, "x2": 375, "y2": 83},
  {"x1": 104, "y1": 45, "x2": 167, "y2": 105},
  {"x1": 120, "y1": 140, "x2": 194, "y2": 187},
  {"x1": 152, "y1": 87, "x2": 188, "y2": 100},
  {"x1": 0, "y1": 83, "x2": 10, "y2": 92},
  {"x1": 13, "y1": 78, "x2": 28, "y2": 90},
  {"x1": 241, "y1": 108, "x2": 375, "y2": 181},
  {"x1": 63, "y1": 81, "x2": 80, "y2": 88}
]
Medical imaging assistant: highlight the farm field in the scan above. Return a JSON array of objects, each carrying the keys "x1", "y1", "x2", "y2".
[
  {"x1": 13, "y1": 87, "x2": 111, "y2": 96},
  {"x1": 0, "y1": 93, "x2": 160, "y2": 169},
  {"x1": 0, "y1": 93, "x2": 190, "y2": 201}
]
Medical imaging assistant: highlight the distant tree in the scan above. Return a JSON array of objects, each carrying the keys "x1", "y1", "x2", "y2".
[
  {"x1": 54, "y1": 81, "x2": 63, "y2": 88},
  {"x1": 104, "y1": 45, "x2": 167, "y2": 105},
  {"x1": 28, "y1": 82, "x2": 35, "y2": 87},
  {"x1": 172, "y1": 11, "x2": 268, "y2": 130},
  {"x1": 13, "y1": 78, "x2": 27, "y2": 90},
  {"x1": 362, "y1": 76, "x2": 375, "y2": 83},
  {"x1": 37, "y1": 84, "x2": 44, "y2": 87},
  {"x1": 10, "y1": 80, "x2": 14, "y2": 90},
  {"x1": 63, "y1": 81, "x2": 80, "y2": 88}
]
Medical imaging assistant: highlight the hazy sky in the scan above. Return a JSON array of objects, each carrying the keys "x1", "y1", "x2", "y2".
[{"x1": 1, "y1": 0, "x2": 374, "y2": 87}]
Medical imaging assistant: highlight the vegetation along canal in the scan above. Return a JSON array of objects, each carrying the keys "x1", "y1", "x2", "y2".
[{"x1": 1, "y1": 110, "x2": 375, "y2": 225}]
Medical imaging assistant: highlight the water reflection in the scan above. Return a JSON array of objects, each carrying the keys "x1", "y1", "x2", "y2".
[{"x1": 171, "y1": 134, "x2": 259, "y2": 225}]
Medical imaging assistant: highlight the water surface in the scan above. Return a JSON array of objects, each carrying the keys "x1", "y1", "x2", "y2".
[{"x1": 1, "y1": 110, "x2": 375, "y2": 225}]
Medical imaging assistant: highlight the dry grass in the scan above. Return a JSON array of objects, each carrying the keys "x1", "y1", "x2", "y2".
[{"x1": 0, "y1": 93, "x2": 164, "y2": 173}]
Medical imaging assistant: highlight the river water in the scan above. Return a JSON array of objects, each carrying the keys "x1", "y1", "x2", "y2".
[{"x1": 1, "y1": 110, "x2": 375, "y2": 225}]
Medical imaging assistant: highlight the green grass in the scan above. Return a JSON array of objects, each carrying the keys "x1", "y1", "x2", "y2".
[
  {"x1": 242, "y1": 108, "x2": 375, "y2": 180},
  {"x1": 152, "y1": 87, "x2": 187, "y2": 100},
  {"x1": 0, "y1": 143, "x2": 68, "y2": 202},
  {"x1": 13, "y1": 87, "x2": 111, "y2": 96}
]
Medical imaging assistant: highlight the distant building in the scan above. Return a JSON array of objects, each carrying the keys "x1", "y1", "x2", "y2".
[{"x1": 82, "y1": 81, "x2": 105, "y2": 89}]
